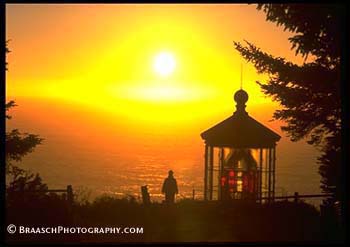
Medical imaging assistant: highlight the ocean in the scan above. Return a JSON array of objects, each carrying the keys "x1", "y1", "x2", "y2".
[{"x1": 7, "y1": 97, "x2": 322, "y2": 205}]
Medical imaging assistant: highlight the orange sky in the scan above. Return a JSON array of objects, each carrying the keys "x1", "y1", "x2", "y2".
[
  {"x1": 6, "y1": 4, "x2": 305, "y2": 126},
  {"x1": 5, "y1": 4, "x2": 323, "y2": 198}
]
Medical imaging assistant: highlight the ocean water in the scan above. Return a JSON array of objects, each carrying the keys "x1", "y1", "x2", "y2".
[{"x1": 7, "y1": 97, "x2": 322, "y2": 204}]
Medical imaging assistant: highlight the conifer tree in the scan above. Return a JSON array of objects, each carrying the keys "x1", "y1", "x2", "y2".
[
  {"x1": 5, "y1": 41, "x2": 44, "y2": 190},
  {"x1": 234, "y1": 4, "x2": 342, "y2": 199}
]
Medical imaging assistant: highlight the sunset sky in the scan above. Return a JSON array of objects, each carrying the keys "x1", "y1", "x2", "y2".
[
  {"x1": 6, "y1": 4, "x2": 306, "y2": 126},
  {"x1": 5, "y1": 4, "x2": 322, "y2": 200}
]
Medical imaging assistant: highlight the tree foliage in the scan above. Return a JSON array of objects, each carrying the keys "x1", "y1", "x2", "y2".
[
  {"x1": 6, "y1": 129, "x2": 43, "y2": 163},
  {"x1": 6, "y1": 166, "x2": 48, "y2": 204},
  {"x1": 5, "y1": 41, "x2": 45, "y2": 191},
  {"x1": 5, "y1": 39, "x2": 10, "y2": 71},
  {"x1": 234, "y1": 4, "x2": 342, "y2": 197}
]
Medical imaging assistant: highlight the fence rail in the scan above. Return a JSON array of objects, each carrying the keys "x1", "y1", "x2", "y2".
[
  {"x1": 15, "y1": 185, "x2": 334, "y2": 206},
  {"x1": 261, "y1": 192, "x2": 333, "y2": 202},
  {"x1": 11, "y1": 185, "x2": 74, "y2": 204}
]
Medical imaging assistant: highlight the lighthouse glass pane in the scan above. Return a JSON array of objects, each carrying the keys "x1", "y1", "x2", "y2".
[
  {"x1": 250, "y1": 149, "x2": 260, "y2": 165},
  {"x1": 223, "y1": 148, "x2": 231, "y2": 160},
  {"x1": 207, "y1": 147, "x2": 274, "y2": 201},
  {"x1": 212, "y1": 147, "x2": 220, "y2": 200},
  {"x1": 205, "y1": 145, "x2": 211, "y2": 199},
  {"x1": 224, "y1": 148, "x2": 259, "y2": 170},
  {"x1": 237, "y1": 160, "x2": 243, "y2": 169},
  {"x1": 213, "y1": 147, "x2": 220, "y2": 174},
  {"x1": 259, "y1": 148, "x2": 271, "y2": 199},
  {"x1": 237, "y1": 180, "x2": 243, "y2": 192}
]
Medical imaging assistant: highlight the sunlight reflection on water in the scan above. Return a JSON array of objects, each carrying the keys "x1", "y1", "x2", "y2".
[{"x1": 8, "y1": 98, "x2": 322, "y2": 205}]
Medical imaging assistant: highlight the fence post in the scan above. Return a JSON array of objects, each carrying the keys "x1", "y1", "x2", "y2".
[
  {"x1": 294, "y1": 192, "x2": 299, "y2": 203},
  {"x1": 192, "y1": 189, "x2": 195, "y2": 200},
  {"x1": 141, "y1": 185, "x2": 150, "y2": 205},
  {"x1": 67, "y1": 185, "x2": 74, "y2": 205}
]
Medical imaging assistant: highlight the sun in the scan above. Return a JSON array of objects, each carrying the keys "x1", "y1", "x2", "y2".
[{"x1": 153, "y1": 52, "x2": 176, "y2": 77}]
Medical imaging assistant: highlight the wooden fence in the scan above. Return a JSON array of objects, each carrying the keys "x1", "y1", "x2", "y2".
[
  {"x1": 261, "y1": 192, "x2": 333, "y2": 203},
  {"x1": 14, "y1": 185, "x2": 74, "y2": 204}
]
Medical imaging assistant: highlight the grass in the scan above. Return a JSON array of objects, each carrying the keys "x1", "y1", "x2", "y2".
[{"x1": 6, "y1": 193, "x2": 330, "y2": 243}]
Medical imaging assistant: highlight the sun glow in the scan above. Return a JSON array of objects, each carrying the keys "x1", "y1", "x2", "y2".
[
  {"x1": 6, "y1": 4, "x2": 289, "y2": 125},
  {"x1": 153, "y1": 52, "x2": 176, "y2": 77}
]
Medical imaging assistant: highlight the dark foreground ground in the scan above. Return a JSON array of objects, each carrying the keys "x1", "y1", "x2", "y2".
[{"x1": 5, "y1": 194, "x2": 345, "y2": 244}]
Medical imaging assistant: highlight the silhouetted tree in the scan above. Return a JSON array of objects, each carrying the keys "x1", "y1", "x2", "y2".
[
  {"x1": 234, "y1": 4, "x2": 342, "y2": 199},
  {"x1": 5, "y1": 41, "x2": 44, "y2": 193}
]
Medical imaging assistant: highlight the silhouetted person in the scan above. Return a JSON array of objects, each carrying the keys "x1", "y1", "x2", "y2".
[{"x1": 162, "y1": 170, "x2": 178, "y2": 204}]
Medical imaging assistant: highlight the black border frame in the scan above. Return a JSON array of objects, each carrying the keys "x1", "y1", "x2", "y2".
[{"x1": 1, "y1": 1, "x2": 348, "y2": 246}]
